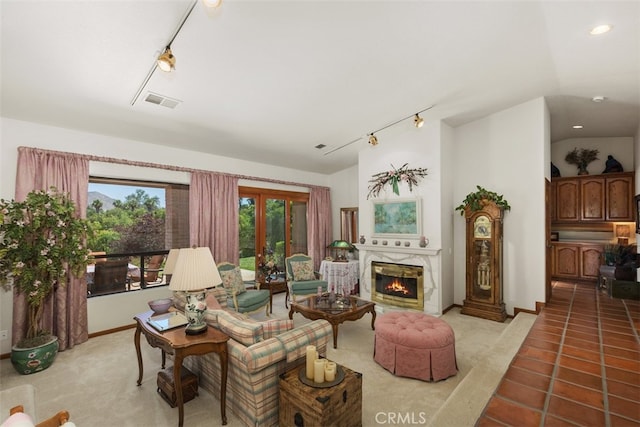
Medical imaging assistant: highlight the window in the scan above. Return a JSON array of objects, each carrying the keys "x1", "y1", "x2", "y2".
[
  {"x1": 238, "y1": 187, "x2": 309, "y2": 274},
  {"x1": 86, "y1": 178, "x2": 189, "y2": 295}
]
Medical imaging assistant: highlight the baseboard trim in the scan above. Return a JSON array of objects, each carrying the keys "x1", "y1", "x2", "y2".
[
  {"x1": 514, "y1": 302, "x2": 543, "y2": 317},
  {"x1": 0, "y1": 324, "x2": 137, "y2": 360}
]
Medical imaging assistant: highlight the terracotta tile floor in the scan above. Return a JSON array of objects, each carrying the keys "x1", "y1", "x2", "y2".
[{"x1": 477, "y1": 281, "x2": 640, "y2": 426}]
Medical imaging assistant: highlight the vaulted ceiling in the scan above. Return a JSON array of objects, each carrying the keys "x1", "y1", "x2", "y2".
[{"x1": 1, "y1": 1, "x2": 638, "y2": 174}]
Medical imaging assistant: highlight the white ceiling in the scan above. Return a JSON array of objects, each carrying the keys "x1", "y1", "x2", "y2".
[{"x1": 1, "y1": 1, "x2": 638, "y2": 174}]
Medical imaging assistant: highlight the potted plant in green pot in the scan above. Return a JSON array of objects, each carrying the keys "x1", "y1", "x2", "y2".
[{"x1": 0, "y1": 187, "x2": 91, "y2": 374}]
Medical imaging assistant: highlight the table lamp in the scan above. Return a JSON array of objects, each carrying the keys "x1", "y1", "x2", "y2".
[
  {"x1": 162, "y1": 248, "x2": 180, "y2": 285},
  {"x1": 327, "y1": 240, "x2": 354, "y2": 262},
  {"x1": 168, "y1": 246, "x2": 222, "y2": 335}
]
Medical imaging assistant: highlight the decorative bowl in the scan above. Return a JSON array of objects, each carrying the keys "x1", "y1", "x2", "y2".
[{"x1": 148, "y1": 298, "x2": 173, "y2": 315}]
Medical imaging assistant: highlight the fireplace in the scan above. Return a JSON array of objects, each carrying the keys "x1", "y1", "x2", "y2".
[{"x1": 371, "y1": 261, "x2": 424, "y2": 310}]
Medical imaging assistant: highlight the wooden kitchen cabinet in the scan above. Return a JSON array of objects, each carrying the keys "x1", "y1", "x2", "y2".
[
  {"x1": 553, "y1": 243, "x2": 579, "y2": 279},
  {"x1": 606, "y1": 174, "x2": 634, "y2": 221},
  {"x1": 552, "y1": 242, "x2": 604, "y2": 282},
  {"x1": 552, "y1": 172, "x2": 634, "y2": 223},
  {"x1": 581, "y1": 178, "x2": 605, "y2": 221},
  {"x1": 580, "y1": 245, "x2": 604, "y2": 280},
  {"x1": 555, "y1": 179, "x2": 580, "y2": 222}
]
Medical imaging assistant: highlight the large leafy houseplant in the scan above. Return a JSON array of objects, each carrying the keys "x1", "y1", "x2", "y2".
[
  {"x1": 455, "y1": 186, "x2": 511, "y2": 215},
  {"x1": 0, "y1": 187, "x2": 91, "y2": 347}
]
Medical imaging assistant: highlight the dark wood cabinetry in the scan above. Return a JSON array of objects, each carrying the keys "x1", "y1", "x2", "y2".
[
  {"x1": 605, "y1": 174, "x2": 634, "y2": 221},
  {"x1": 555, "y1": 179, "x2": 580, "y2": 221},
  {"x1": 552, "y1": 172, "x2": 635, "y2": 223},
  {"x1": 551, "y1": 242, "x2": 604, "y2": 282}
]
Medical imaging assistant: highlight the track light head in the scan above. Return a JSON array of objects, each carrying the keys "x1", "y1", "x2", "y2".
[
  {"x1": 414, "y1": 114, "x2": 424, "y2": 128},
  {"x1": 368, "y1": 134, "x2": 378, "y2": 146},
  {"x1": 157, "y1": 47, "x2": 176, "y2": 72}
]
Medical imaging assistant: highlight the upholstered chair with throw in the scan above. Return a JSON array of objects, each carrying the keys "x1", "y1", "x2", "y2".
[
  {"x1": 285, "y1": 253, "x2": 328, "y2": 302},
  {"x1": 217, "y1": 262, "x2": 270, "y2": 316}
]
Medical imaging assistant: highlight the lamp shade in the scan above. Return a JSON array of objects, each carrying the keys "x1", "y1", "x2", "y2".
[
  {"x1": 163, "y1": 249, "x2": 180, "y2": 275},
  {"x1": 168, "y1": 247, "x2": 222, "y2": 291},
  {"x1": 327, "y1": 240, "x2": 354, "y2": 250}
]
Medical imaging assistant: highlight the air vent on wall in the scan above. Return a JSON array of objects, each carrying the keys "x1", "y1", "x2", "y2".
[{"x1": 144, "y1": 92, "x2": 182, "y2": 109}]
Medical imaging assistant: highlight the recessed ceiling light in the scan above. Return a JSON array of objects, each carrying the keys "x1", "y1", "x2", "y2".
[
  {"x1": 590, "y1": 24, "x2": 612, "y2": 35},
  {"x1": 573, "y1": 125, "x2": 584, "y2": 129},
  {"x1": 592, "y1": 96, "x2": 606, "y2": 103}
]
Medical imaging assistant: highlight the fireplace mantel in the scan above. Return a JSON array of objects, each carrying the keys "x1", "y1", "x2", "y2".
[{"x1": 355, "y1": 244, "x2": 441, "y2": 256}]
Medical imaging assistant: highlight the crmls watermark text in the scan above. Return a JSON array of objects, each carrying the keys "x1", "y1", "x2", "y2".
[{"x1": 375, "y1": 412, "x2": 428, "y2": 425}]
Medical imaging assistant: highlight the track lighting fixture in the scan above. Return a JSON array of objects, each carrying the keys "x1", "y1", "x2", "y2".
[
  {"x1": 323, "y1": 104, "x2": 435, "y2": 155},
  {"x1": 157, "y1": 46, "x2": 176, "y2": 72}
]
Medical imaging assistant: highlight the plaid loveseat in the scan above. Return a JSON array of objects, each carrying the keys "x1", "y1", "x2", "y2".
[{"x1": 173, "y1": 287, "x2": 331, "y2": 427}]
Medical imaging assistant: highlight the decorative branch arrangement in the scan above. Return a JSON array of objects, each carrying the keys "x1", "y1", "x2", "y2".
[
  {"x1": 565, "y1": 147, "x2": 599, "y2": 175},
  {"x1": 367, "y1": 163, "x2": 428, "y2": 199}
]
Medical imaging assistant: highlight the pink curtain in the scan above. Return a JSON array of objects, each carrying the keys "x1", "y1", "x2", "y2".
[
  {"x1": 307, "y1": 187, "x2": 332, "y2": 270},
  {"x1": 189, "y1": 172, "x2": 239, "y2": 264},
  {"x1": 13, "y1": 147, "x2": 89, "y2": 350}
]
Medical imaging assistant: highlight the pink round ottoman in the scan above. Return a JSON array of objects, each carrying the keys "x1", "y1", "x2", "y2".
[{"x1": 374, "y1": 312, "x2": 457, "y2": 382}]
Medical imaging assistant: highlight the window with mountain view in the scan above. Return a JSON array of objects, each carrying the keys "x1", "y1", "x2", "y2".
[{"x1": 86, "y1": 178, "x2": 189, "y2": 295}]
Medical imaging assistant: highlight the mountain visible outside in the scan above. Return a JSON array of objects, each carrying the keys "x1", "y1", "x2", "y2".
[{"x1": 87, "y1": 183, "x2": 166, "y2": 254}]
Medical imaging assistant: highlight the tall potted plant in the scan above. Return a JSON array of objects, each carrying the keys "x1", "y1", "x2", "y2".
[{"x1": 0, "y1": 187, "x2": 91, "y2": 374}]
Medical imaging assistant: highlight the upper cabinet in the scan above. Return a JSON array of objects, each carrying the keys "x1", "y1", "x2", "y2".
[{"x1": 552, "y1": 172, "x2": 635, "y2": 223}]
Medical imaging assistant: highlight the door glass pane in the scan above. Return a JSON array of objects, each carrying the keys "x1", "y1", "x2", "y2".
[
  {"x1": 239, "y1": 197, "x2": 256, "y2": 273},
  {"x1": 290, "y1": 200, "x2": 307, "y2": 255},
  {"x1": 265, "y1": 198, "x2": 286, "y2": 271}
]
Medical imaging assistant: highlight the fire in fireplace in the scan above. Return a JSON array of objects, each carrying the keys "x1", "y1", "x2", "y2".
[{"x1": 371, "y1": 261, "x2": 424, "y2": 310}]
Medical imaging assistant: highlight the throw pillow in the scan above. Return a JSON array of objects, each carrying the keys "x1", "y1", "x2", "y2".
[
  {"x1": 217, "y1": 312, "x2": 263, "y2": 346},
  {"x1": 290, "y1": 260, "x2": 315, "y2": 281},
  {"x1": 219, "y1": 266, "x2": 246, "y2": 297}
]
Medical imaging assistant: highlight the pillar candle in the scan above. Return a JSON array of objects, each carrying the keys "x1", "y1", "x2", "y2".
[
  {"x1": 314, "y1": 359, "x2": 325, "y2": 383},
  {"x1": 324, "y1": 361, "x2": 336, "y2": 382},
  {"x1": 306, "y1": 345, "x2": 316, "y2": 380}
]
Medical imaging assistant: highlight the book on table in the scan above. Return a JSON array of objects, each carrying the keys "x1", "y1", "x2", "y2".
[{"x1": 148, "y1": 312, "x2": 189, "y2": 332}]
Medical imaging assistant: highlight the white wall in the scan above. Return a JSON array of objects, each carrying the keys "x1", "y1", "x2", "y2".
[
  {"x1": 0, "y1": 117, "x2": 331, "y2": 354},
  {"x1": 357, "y1": 120, "x2": 446, "y2": 312},
  {"x1": 440, "y1": 122, "x2": 455, "y2": 310},
  {"x1": 358, "y1": 121, "x2": 443, "y2": 249},
  {"x1": 551, "y1": 137, "x2": 634, "y2": 178},
  {"x1": 328, "y1": 164, "x2": 359, "y2": 241},
  {"x1": 453, "y1": 97, "x2": 548, "y2": 314}
]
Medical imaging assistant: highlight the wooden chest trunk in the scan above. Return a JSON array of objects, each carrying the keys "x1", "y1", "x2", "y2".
[
  {"x1": 157, "y1": 366, "x2": 199, "y2": 408},
  {"x1": 279, "y1": 363, "x2": 362, "y2": 427}
]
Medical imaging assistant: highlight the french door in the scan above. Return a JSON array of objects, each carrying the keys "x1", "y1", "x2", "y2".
[{"x1": 238, "y1": 187, "x2": 308, "y2": 273}]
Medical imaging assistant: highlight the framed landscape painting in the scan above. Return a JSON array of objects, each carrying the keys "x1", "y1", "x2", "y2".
[{"x1": 372, "y1": 198, "x2": 421, "y2": 238}]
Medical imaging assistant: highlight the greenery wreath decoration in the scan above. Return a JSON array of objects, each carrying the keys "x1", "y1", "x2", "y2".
[{"x1": 367, "y1": 163, "x2": 428, "y2": 199}]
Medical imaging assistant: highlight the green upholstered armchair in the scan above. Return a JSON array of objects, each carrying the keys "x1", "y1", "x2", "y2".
[
  {"x1": 217, "y1": 262, "x2": 270, "y2": 316},
  {"x1": 285, "y1": 253, "x2": 328, "y2": 302}
]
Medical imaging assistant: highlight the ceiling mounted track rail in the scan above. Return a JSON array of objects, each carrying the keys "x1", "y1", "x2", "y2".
[{"x1": 130, "y1": 0, "x2": 199, "y2": 106}]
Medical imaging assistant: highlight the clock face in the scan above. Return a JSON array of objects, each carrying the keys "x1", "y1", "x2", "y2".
[{"x1": 473, "y1": 215, "x2": 491, "y2": 239}]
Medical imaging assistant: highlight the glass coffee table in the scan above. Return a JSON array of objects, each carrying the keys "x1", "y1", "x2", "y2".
[{"x1": 288, "y1": 293, "x2": 376, "y2": 348}]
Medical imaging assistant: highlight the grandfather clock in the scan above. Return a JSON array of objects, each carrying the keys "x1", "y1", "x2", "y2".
[{"x1": 461, "y1": 200, "x2": 507, "y2": 322}]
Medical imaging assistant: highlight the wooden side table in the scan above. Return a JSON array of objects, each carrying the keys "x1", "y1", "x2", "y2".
[
  {"x1": 257, "y1": 277, "x2": 289, "y2": 313},
  {"x1": 134, "y1": 311, "x2": 230, "y2": 426}
]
